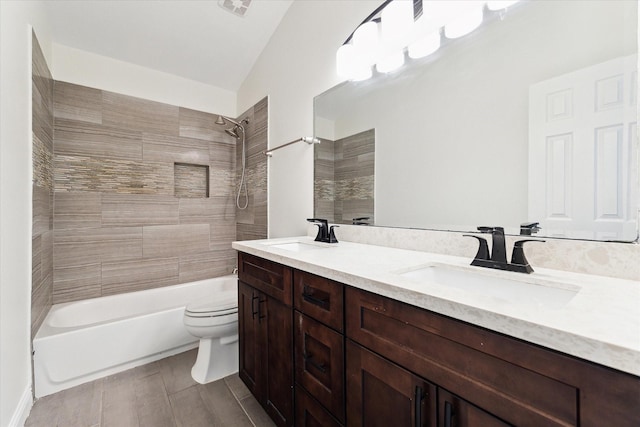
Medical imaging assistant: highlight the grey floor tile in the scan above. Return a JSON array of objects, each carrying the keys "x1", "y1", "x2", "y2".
[
  {"x1": 158, "y1": 349, "x2": 198, "y2": 395},
  {"x1": 134, "y1": 372, "x2": 176, "y2": 427},
  {"x1": 102, "y1": 369, "x2": 139, "y2": 427},
  {"x1": 169, "y1": 385, "x2": 217, "y2": 427},
  {"x1": 198, "y1": 380, "x2": 254, "y2": 427},
  {"x1": 240, "y1": 395, "x2": 277, "y2": 427},
  {"x1": 224, "y1": 373, "x2": 252, "y2": 401},
  {"x1": 26, "y1": 350, "x2": 273, "y2": 427},
  {"x1": 54, "y1": 378, "x2": 103, "y2": 427}
]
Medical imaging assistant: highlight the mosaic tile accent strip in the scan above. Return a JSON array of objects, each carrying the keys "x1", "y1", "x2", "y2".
[
  {"x1": 174, "y1": 163, "x2": 209, "y2": 198},
  {"x1": 55, "y1": 155, "x2": 174, "y2": 194}
]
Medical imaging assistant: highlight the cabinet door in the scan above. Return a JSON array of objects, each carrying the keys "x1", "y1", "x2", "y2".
[
  {"x1": 295, "y1": 312, "x2": 345, "y2": 423},
  {"x1": 263, "y1": 295, "x2": 294, "y2": 427},
  {"x1": 346, "y1": 341, "x2": 436, "y2": 427},
  {"x1": 295, "y1": 385, "x2": 343, "y2": 427},
  {"x1": 238, "y1": 281, "x2": 263, "y2": 398},
  {"x1": 439, "y1": 389, "x2": 511, "y2": 427}
]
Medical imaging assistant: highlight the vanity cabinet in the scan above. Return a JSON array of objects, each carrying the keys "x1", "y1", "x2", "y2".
[
  {"x1": 293, "y1": 270, "x2": 346, "y2": 425},
  {"x1": 346, "y1": 340, "x2": 437, "y2": 426},
  {"x1": 237, "y1": 252, "x2": 640, "y2": 427},
  {"x1": 345, "y1": 286, "x2": 640, "y2": 427},
  {"x1": 238, "y1": 253, "x2": 294, "y2": 427}
]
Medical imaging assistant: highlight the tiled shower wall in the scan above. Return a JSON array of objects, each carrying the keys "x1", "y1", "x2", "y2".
[
  {"x1": 236, "y1": 97, "x2": 268, "y2": 241},
  {"x1": 32, "y1": 31, "x2": 54, "y2": 337},
  {"x1": 52, "y1": 83, "x2": 266, "y2": 304},
  {"x1": 314, "y1": 129, "x2": 375, "y2": 224}
]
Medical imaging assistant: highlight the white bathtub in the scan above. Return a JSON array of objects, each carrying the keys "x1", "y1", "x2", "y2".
[{"x1": 33, "y1": 275, "x2": 238, "y2": 398}]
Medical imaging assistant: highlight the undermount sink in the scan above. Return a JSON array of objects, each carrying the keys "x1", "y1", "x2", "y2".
[
  {"x1": 398, "y1": 263, "x2": 580, "y2": 309},
  {"x1": 267, "y1": 241, "x2": 330, "y2": 252}
]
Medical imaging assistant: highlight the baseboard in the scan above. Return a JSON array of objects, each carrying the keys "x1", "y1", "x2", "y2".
[{"x1": 8, "y1": 385, "x2": 33, "y2": 427}]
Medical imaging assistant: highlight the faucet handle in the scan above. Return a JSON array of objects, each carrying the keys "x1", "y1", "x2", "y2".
[
  {"x1": 307, "y1": 218, "x2": 329, "y2": 242},
  {"x1": 328, "y1": 226, "x2": 339, "y2": 243},
  {"x1": 520, "y1": 222, "x2": 541, "y2": 235},
  {"x1": 463, "y1": 235, "x2": 490, "y2": 261},
  {"x1": 511, "y1": 239, "x2": 545, "y2": 273}
]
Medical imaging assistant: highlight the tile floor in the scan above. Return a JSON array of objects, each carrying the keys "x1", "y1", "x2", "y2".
[{"x1": 25, "y1": 349, "x2": 275, "y2": 427}]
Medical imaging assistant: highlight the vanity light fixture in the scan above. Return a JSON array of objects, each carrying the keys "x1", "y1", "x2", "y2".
[{"x1": 336, "y1": 0, "x2": 519, "y2": 81}]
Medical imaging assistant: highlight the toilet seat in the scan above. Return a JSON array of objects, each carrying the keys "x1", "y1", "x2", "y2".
[{"x1": 185, "y1": 296, "x2": 237, "y2": 318}]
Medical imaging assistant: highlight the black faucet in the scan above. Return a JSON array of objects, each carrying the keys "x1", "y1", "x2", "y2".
[
  {"x1": 464, "y1": 226, "x2": 544, "y2": 273},
  {"x1": 307, "y1": 218, "x2": 339, "y2": 243},
  {"x1": 352, "y1": 217, "x2": 371, "y2": 225}
]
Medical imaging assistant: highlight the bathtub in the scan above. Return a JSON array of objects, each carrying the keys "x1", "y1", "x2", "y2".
[{"x1": 33, "y1": 275, "x2": 238, "y2": 398}]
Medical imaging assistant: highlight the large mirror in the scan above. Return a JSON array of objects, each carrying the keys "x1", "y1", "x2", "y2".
[{"x1": 314, "y1": 0, "x2": 639, "y2": 241}]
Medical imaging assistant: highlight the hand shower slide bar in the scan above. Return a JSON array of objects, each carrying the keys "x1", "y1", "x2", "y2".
[{"x1": 263, "y1": 137, "x2": 320, "y2": 157}]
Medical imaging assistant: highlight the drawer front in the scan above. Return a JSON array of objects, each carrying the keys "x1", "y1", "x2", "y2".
[
  {"x1": 238, "y1": 252, "x2": 292, "y2": 305},
  {"x1": 294, "y1": 270, "x2": 344, "y2": 332},
  {"x1": 295, "y1": 312, "x2": 345, "y2": 423},
  {"x1": 346, "y1": 287, "x2": 578, "y2": 427},
  {"x1": 295, "y1": 385, "x2": 343, "y2": 427}
]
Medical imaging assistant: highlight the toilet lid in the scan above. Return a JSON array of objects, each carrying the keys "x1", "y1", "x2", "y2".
[{"x1": 185, "y1": 296, "x2": 237, "y2": 315}]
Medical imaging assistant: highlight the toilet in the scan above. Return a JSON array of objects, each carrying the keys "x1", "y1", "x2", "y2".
[{"x1": 183, "y1": 294, "x2": 239, "y2": 384}]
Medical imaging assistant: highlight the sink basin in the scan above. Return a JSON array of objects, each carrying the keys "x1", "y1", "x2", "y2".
[
  {"x1": 398, "y1": 264, "x2": 579, "y2": 309},
  {"x1": 267, "y1": 241, "x2": 329, "y2": 252}
]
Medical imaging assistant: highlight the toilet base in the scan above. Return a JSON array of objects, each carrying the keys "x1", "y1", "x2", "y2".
[{"x1": 191, "y1": 335, "x2": 239, "y2": 384}]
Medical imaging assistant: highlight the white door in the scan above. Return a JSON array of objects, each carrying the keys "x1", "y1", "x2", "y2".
[{"x1": 529, "y1": 54, "x2": 638, "y2": 240}]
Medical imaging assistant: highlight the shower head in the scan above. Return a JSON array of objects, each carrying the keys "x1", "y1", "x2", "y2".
[
  {"x1": 216, "y1": 115, "x2": 248, "y2": 127},
  {"x1": 225, "y1": 127, "x2": 240, "y2": 138}
]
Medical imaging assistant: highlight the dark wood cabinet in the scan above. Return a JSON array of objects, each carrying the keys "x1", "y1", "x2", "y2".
[
  {"x1": 295, "y1": 385, "x2": 342, "y2": 427},
  {"x1": 237, "y1": 252, "x2": 640, "y2": 427},
  {"x1": 293, "y1": 270, "x2": 346, "y2": 425},
  {"x1": 438, "y1": 389, "x2": 511, "y2": 427},
  {"x1": 346, "y1": 340, "x2": 437, "y2": 427},
  {"x1": 345, "y1": 286, "x2": 640, "y2": 427},
  {"x1": 238, "y1": 253, "x2": 294, "y2": 427}
]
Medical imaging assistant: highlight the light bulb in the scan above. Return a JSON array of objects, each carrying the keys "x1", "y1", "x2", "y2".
[
  {"x1": 353, "y1": 21, "x2": 379, "y2": 67},
  {"x1": 444, "y1": 2, "x2": 484, "y2": 39},
  {"x1": 336, "y1": 43, "x2": 355, "y2": 80},
  {"x1": 381, "y1": 0, "x2": 414, "y2": 45}
]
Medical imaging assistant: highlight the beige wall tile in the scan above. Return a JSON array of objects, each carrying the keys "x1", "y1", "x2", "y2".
[
  {"x1": 53, "y1": 263, "x2": 102, "y2": 304},
  {"x1": 143, "y1": 224, "x2": 210, "y2": 259},
  {"x1": 54, "y1": 227, "x2": 143, "y2": 268},
  {"x1": 54, "y1": 119, "x2": 142, "y2": 160},
  {"x1": 102, "y1": 257, "x2": 179, "y2": 295},
  {"x1": 142, "y1": 133, "x2": 210, "y2": 164},
  {"x1": 179, "y1": 197, "x2": 236, "y2": 224},
  {"x1": 179, "y1": 250, "x2": 236, "y2": 283},
  {"x1": 53, "y1": 81, "x2": 102, "y2": 124},
  {"x1": 102, "y1": 194, "x2": 179, "y2": 227},
  {"x1": 103, "y1": 91, "x2": 179, "y2": 136},
  {"x1": 54, "y1": 191, "x2": 102, "y2": 230}
]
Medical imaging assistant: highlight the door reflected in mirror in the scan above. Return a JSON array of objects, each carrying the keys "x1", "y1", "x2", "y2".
[{"x1": 314, "y1": 0, "x2": 638, "y2": 241}]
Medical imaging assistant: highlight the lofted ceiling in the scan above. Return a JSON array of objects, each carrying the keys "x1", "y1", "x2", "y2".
[{"x1": 43, "y1": 0, "x2": 294, "y2": 92}]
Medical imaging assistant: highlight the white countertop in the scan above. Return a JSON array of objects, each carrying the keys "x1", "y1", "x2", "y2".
[{"x1": 233, "y1": 236, "x2": 640, "y2": 377}]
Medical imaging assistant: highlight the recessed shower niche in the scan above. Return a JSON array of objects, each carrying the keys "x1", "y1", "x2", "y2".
[{"x1": 174, "y1": 162, "x2": 210, "y2": 198}]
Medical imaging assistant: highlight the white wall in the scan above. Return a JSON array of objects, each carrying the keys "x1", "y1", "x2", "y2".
[
  {"x1": 53, "y1": 43, "x2": 237, "y2": 116},
  {"x1": 238, "y1": 0, "x2": 380, "y2": 238},
  {"x1": 0, "y1": 2, "x2": 52, "y2": 426}
]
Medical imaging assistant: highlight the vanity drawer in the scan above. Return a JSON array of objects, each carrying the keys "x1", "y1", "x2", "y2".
[
  {"x1": 295, "y1": 385, "x2": 343, "y2": 427},
  {"x1": 238, "y1": 252, "x2": 292, "y2": 305},
  {"x1": 345, "y1": 287, "x2": 578, "y2": 427},
  {"x1": 294, "y1": 270, "x2": 344, "y2": 332},
  {"x1": 295, "y1": 311, "x2": 345, "y2": 423}
]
